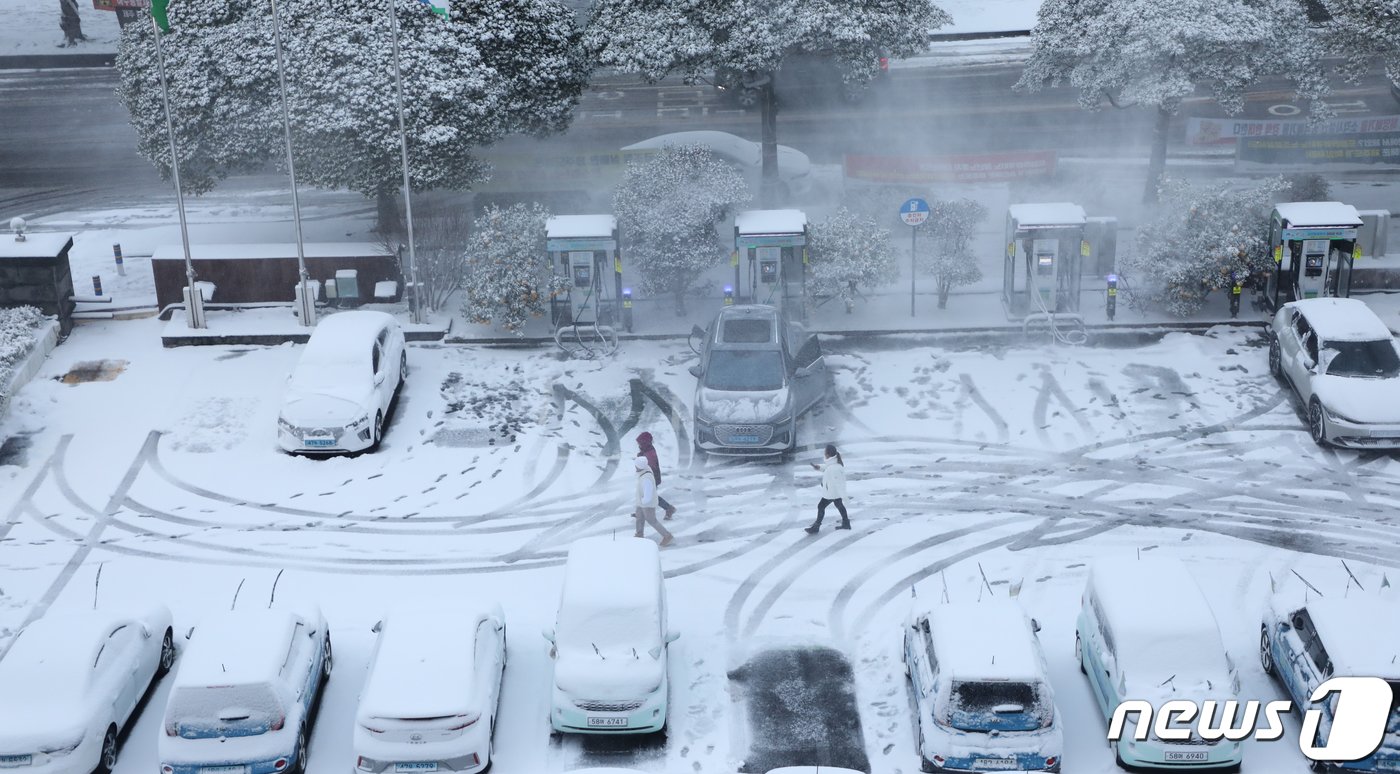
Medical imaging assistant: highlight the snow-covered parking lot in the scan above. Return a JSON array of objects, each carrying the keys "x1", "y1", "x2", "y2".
[{"x1": 2, "y1": 321, "x2": 1399, "y2": 774}]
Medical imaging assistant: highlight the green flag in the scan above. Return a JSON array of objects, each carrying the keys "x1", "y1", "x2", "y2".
[{"x1": 151, "y1": 0, "x2": 170, "y2": 32}]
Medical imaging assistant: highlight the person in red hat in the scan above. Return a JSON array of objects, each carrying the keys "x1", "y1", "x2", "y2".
[{"x1": 635, "y1": 431, "x2": 677, "y2": 520}]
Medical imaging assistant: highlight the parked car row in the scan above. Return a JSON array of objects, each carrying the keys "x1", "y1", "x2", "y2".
[
  {"x1": 905, "y1": 557, "x2": 1400, "y2": 773},
  {"x1": 0, "y1": 538, "x2": 676, "y2": 774}
]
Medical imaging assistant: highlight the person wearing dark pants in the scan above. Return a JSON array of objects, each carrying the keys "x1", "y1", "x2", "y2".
[{"x1": 805, "y1": 444, "x2": 849, "y2": 533}]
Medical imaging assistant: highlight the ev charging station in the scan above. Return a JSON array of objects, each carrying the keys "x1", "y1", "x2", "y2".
[
  {"x1": 1264, "y1": 202, "x2": 1363, "y2": 310},
  {"x1": 734, "y1": 209, "x2": 808, "y2": 316},
  {"x1": 1002, "y1": 203, "x2": 1089, "y2": 323},
  {"x1": 546, "y1": 214, "x2": 625, "y2": 332}
]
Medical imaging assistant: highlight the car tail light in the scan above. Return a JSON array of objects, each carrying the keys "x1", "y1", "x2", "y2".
[
  {"x1": 162, "y1": 767, "x2": 173, "y2": 774},
  {"x1": 467, "y1": 754, "x2": 479, "y2": 767},
  {"x1": 165, "y1": 722, "x2": 177, "y2": 737},
  {"x1": 448, "y1": 714, "x2": 480, "y2": 730},
  {"x1": 273, "y1": 759, "x2": 288, "y2": 771},
  {"x1": 271, "y1": 715, "x2": 284, "y2": 731},
  {"x1": 932, "y1": 755, "x2": 945, "y2": 765},
  {"x1": 1046, "y1": 756, "x2": 1058, "y2": 767},
  {"x1": 356, "y1": 757, "x2": 373, "y2": 771}
]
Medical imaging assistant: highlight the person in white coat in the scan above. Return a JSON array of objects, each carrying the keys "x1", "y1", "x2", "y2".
[
  {"x1": 634, "y1": 455, "x2": 675, "y2": 546},
  {"x1": 805, "y1": 444, "x2": 850, "y2": 533}
]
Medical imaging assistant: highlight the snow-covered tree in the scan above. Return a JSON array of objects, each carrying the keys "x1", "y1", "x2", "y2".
[
  {"x1": 919, "y1": 197, "x2": 986, "y2": 309},
  {"x1": 613, "y1": 145, "x2": 750, "y2": 314},
  {"x1": 584, "y1": 0, "x2": 950, "y2": 204},
  {"x1": 378, "y1": 199, "x2": 471, "y2": 314},
  {"x1": 116, "y1": 0, "x2": 587, "y2": 229},
  {"x1": 1125, "y1": 176, "x2": 1286, "y2": 317},
  {"x1": 1016, "y1": 0, "x2": 1326, "y2": 202},
  {"x1": 1325, "y1": 0, "x2": 1400, "y2": 85},
  {"x1": 805, "y1": 207, "x2": 898, "y2": 313},
  {"x1": 461, "y1": 203, "x2": 565, "y2": 335}
]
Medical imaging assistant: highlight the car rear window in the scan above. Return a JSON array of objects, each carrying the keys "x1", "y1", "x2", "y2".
[
  {"x1": 166, "y1": 684, "x2": 285, "y2": 739},
  {"x1": 720, "y1": 319, "x2": 773, "y2": 344},
  {"x1": 1324, "y1": 339, "x2": 1400, "y2": 378},
  {"x1": 946, "y1": 680, "x2": 1051, "y2": 732}
]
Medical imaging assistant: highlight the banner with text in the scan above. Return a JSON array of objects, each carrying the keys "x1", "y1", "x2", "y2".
[
  {"x1": 843, "y1": 150, "x2": 1057, "y2": 184},
  {"x1": 1235, "y1": 131, "x2": 1400, "y2": 168},
  {"x1": 1187, "y1": 115, "x2": 1400, "y2": 146}
]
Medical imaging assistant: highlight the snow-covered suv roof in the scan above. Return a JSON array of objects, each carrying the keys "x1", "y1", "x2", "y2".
[
  {"x1": 1290, "y1": 298, "x2": 1394, "y2": 342},
  {"x1": 921, "y1": 600, "x2": 1045, "y2": 683},
  {"x1": 712, "y1": 305, "x2": 781, "y2": 349}
]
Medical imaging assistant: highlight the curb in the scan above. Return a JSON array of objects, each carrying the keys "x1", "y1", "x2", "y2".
[{"x1": 0, "y1": 53, "x2": 117, "y2": 70}]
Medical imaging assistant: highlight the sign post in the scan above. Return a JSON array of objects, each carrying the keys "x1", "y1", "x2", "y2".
[{"x1": 899, "y1": 198, "x2": 930, "y2": 317}]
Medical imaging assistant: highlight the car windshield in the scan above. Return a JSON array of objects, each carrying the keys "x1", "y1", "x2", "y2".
[
  {"x1": 704, "y1": 350, "x2": 785, "y2": 391},
  {"x1": 1324, "y1": 339, "x2": 1400, "y2": 378},
  {"x1": 946, "y1": 680, "x2": 1051, "y2": 732}
]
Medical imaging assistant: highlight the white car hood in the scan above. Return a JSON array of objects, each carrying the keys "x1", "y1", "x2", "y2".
[
  {"x1": 281, "y1": 391, "x2": 369, "y2": 425},
  {"x1": 698, "y1": 386, "x2": 789, "y2": 424},
  {"x1": 1314, "y1": 375, "x2": 1400, "y2": 423},
  {"x1": 554, "y1": 648, "x2": 664, "y2": 698},
  {"x1": 0, "y1": 705, "x2": 86, "y2": 753}
]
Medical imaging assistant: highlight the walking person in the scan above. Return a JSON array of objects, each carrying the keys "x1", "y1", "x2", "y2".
[
  {"x1": 804, "y1": 444, "x2": 850, "y2": 534},
  {"x1": 636, "y1": 431, "x2": 677, "y2": 519},
  {"x1": 633, "y1": 455, "x2": 675, "y2": 546}
]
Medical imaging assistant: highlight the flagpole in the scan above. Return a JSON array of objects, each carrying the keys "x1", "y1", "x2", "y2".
[
  {"x1": 387, "y1": 0, "x2": 422, "y2": 325},
  {"x1": 269, "y1": 0, "x2": 314, "y2": 327},
  {"x1": 150, "y1": 14, "x2": 204, "y2": 329}
]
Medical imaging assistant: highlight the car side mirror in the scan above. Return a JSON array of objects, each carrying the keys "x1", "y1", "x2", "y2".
[
  {"x1": 542, "y1": 628, "x2": 555, "y2": 644},
  {"x1": 374, "y1": 371, "x2": 386, "y2": 385},
  {"x1": 665, "y1": 630, "x2": 680, "y2": 643},
  {"x1": 688, "y1": 364, "x2": 703, "y2": 378},
  {"x1": 371, "y1": 620, "x2": 382, "y2": 634},
  {"x1": 691, "y1": 325, "x2": 706, "y2": 339},
  {"x1": 1030, "y1": 618, "x2": 1042, "y2": 634},
  {"x1": 648, "y1": 645, "x2": 663, "y2": 659}
]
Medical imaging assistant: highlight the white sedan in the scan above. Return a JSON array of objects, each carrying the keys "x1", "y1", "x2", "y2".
[
  {"x1": 277, "y1": 310, "x2": 407, "y2": 454},
  {"x1": 621, "y1": 130, "x2": 813, "y2": 196},
  {"x1": 0, "y1": 606, "x2": 176, "y2": 774},
  {"x1": 1268, "y1": 297, "x2": 1400, "y2": 447},
  {"x1": 354, "y1": 604, "x2": 506, "y2": 774}
]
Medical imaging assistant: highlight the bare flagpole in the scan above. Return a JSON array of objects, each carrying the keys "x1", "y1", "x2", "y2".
[
  {"x1": 269, "y1": 0, "x2": 315, "y2": 326},
  {"x1": 150, "y1": 13, "x2": 204, "y2": 328},
  {"x1": 387, "y1": 0, "x2": 422, "y2": 325}
]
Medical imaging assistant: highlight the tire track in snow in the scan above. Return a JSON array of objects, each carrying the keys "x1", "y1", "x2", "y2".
[{"x1": 958, "y1": 374, "x2": 1010, "y2": 444}]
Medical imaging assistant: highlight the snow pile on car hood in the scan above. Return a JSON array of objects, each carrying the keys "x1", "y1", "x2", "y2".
[{"x1": 698, "y1": 387, "x2": 788, "y2": 423}]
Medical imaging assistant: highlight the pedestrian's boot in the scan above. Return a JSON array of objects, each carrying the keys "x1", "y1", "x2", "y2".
[
  {"x1": 836, "y1": 519, "x2": 852, "y2": 530},
  {"x1": 660, "y1": 534, "x2": 674, "y2": 547},
  {"x1": 664, "y1": 505, "x2": 677, "y2": 520},
  {"x1": 804, "y1": 522, "x2": 821, "y2": 534}
]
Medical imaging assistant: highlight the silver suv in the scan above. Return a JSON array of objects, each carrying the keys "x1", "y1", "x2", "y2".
[{"x1": 688, "y1": 305, "x2": 830, "y2": 457}]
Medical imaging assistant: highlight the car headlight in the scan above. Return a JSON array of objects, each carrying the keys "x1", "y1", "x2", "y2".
[
  {"x1": 277, "y1": 416, "x2": 295, "y2": 432},
  {"x1": 347, "y1": 414, "x2": 371, "y2": 430},
  {"x1": 39, "y1": 735, "x2": 84, "y2": 756}
]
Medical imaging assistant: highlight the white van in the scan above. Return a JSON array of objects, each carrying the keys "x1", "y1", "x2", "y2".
[
  {"x1": 1076, "y1": 558, "x2": 1242, "y2": 771},
  {"x1": 544, "y1": 537, "x2": 678, "y2": 735}
]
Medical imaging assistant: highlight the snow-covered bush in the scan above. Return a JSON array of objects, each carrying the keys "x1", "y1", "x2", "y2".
[
  {"x1": 380, "y1": 200, "x2": 471, "y2": 314},
  {"x1": 461, "y1": 204, "x2": 566, "y2": 335},
  {"x1": 805, "y1": 207, "x2": 897, "y2": 313},
  {"x1": 1125, "y1": 177, "x2": 1286, "y2": 317},
  {"x1": 920, "y1": 198, "x2": 987, "y2": 309},
  {"x1": 1282, "y1": 173, "x2": 1331, "y2": 203},
  {"x1": 613, "y1": 145, "x2": 750, "y2": 314},
  {"x1": 116, "y1": 0, "x2": 588, "y2": 230},
  {"x1": 0, "y1": 306, "x2": 48, "y2": 393}
]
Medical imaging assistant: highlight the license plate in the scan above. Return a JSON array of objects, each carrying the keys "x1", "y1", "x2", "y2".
[
  {"x1": 304, "y1": 438, "x2": 334, "y2": 448},
  {"x1": 972, "y1": 759, "x2": 1017, "y2": 770},
  {"x1": 587, "y1": 717, "x2": 628, "y2": 727},
  {"x1": 728, "y1": 435, "x2": 759, "y2": 444},
  {"x1": 395, "y1": 764, "x2": 438, "y2": 773},
  {"x1": 1165, "y1": 751, "x2": 1209, "y2": 762},
  {"x1": 0, "y1": 756, "x2": 32, "y2": 768},
  {"x1": 201, "y1": 767, "x2": 247, "y2": 774}
]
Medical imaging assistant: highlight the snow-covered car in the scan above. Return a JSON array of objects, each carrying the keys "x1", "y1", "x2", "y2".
[
  {"x1": 621, "y1": 130, "x2": 813, "y2": 196},
  {"x1": 1076, "y1": 558, "x2": 1243, "y2": 771},
  {"x1": 1268, "y1": 297, "x2": 1400, "y2": 448},
  {"x1": 545, "y1": 537, "x2": 677, "y2": 735},
  {"x1": 354, "y1": 604, "x2": 507, "y2": 774},
  {"x1": 277, "y1": 310, "x2": 407, "y2": 454},
  {"x1": 1260, "y1": 594, "x2": 1400, "y2": 773},
  {"x1": 689, "y1": 304, "x2": 830, "y2": 457},
  {"x1": 0, "y1": 606, "x2": 175, "y2": 774},
  {"x1": 159, "y1": 607, "x2": 332, "y2": 774},
  {"x1": 904, "y1": 600, "x2": 1062, "y2": 773}
]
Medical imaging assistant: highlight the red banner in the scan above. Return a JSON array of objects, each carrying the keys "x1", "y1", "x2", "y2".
[
  {"x1": 843, "y1": 150, "x2": 1057, "y2": 183},
  {"x1": 93, "y1": 0, "x2": 148, "y2": 10}
]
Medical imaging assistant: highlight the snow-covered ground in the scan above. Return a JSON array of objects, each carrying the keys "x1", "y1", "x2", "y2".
[{"x1": 2, "y1": 319, "x2": 1398, "y2": 774}]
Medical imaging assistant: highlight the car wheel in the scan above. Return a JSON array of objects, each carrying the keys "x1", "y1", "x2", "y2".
[
  {"x1": 293, "y1": 727, "x2": 308, "y2": 774},
  {"x1": 372, "y1": 411, "x2": 384, "y2": 449},
  {"x1": 96, "y1": 724, "x2": 118, "y2": 774},
  {"x1": 1114, "y1": 743, "x2": 1129, "y2": 771},
  {"x1": 399, "y1": 351, "x2": 408, "y2": 382},
  {"x1": 1308, "y1": 399, "x2": 1329, "y2": 446},
  {"x1": 322, "y1": 635, "x2": 333, "y2": 680},
  {"x1": 1310, "y1": 761, "x2": 1331, "y2": 773},
  {"x1": 480, "y1": 730, "x2": 494, "y2": 774},
  {"x1": 1260, "y1": 625, "x2": 1275, "y2": 676},
  {"x1": 157, "y1": 628, "x2": 176, "y2": 676},
  {"x1": 1268, "y1": 337, "x2": 1282, "y2": 377},
  {"x1": 1076, "y1": 631, "x2": 1086, "y2": 675}
]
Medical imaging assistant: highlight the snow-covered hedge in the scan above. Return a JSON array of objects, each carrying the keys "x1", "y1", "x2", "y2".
[{"x1": 0, "y1": 306, "x2": 48, "y2": 392}]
